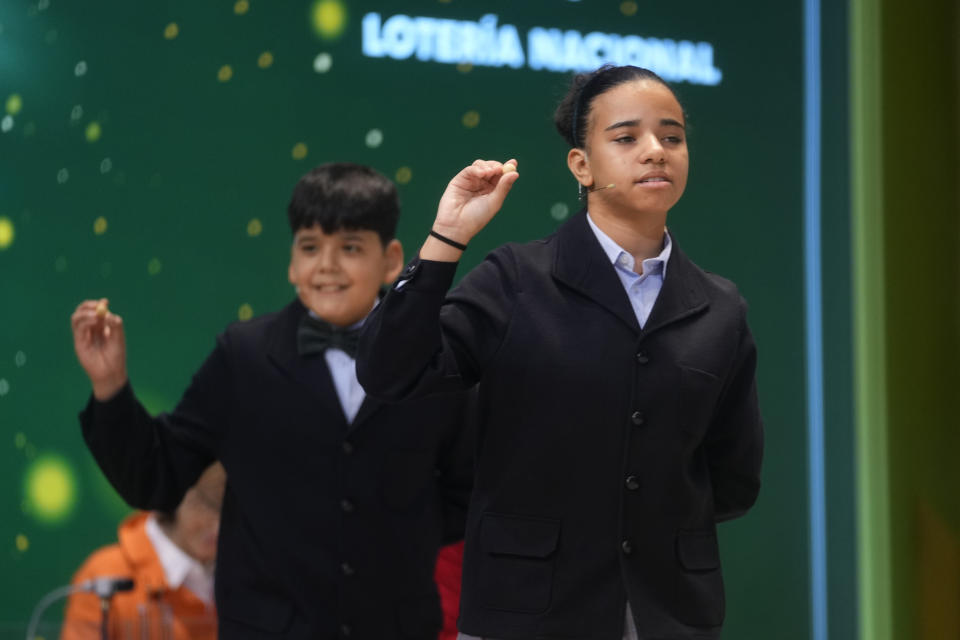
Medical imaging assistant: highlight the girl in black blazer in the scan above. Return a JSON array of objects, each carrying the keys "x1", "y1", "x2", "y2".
[{"x1": 359, "y1": 65, "x2": 763, "y2": 640}]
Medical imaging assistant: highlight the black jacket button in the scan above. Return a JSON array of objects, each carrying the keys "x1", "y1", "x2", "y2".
[
  {"x1": 341, "y1": 562, "x2": 355, "y2": 576},
  {"x1": 625, "y1": 475, "x2": 640, "y2": 491},
  {"x1": 636, "y1": 351, "x2": 649, "y2": 364},
  {"x1": 340, "y1": 498, "x2": 354, "y2": 513},
  {"x1": 342, "y1": 441, "x2": 354, "y2": 454},
  {"x1": 621, "y1": 539, "x2": 634, "y2": 555},
  {"x1": 631, "y1": 411, "x2": 645, "y2": 426}
]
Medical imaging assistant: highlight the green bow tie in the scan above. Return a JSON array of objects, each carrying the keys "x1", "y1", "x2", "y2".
[{"x1": 297, "y1": 314, "x2": 361, "y2": 358}]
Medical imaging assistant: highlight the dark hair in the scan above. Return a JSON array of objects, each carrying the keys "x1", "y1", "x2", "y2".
[
  {"x1": 287, "y1": 163, "x2": 399, "y2": 245},
  {"x1": 554, "y1": 65, "x2": 682, "y2": 149}
]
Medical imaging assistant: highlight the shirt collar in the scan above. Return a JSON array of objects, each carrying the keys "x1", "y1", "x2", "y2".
[
  {"x1": 586, "y1": 212, "x2": 672, "y2": 278},
  {"x1": 144, "y1": 513, "x2": 211, "y2": 592}
]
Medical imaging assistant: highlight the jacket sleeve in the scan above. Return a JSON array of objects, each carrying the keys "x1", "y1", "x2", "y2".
[
  {"x1": 357, "y1": 247, "x2": 519, "y2": 402},
  {"x1": 79, "y1": 334, "x2": 232, "y2": 513},
  {"x1": 705, "y1": 300, "x2": 764, "y2": 522}
]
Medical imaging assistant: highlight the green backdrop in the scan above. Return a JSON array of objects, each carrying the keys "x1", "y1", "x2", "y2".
[{"x1": 0, "y1": 1, "x2": 855, "y2": 637}]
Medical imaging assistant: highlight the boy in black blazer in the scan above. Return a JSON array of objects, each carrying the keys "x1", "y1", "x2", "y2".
[{"x1": 71, "y1": 163, "x2": 475, "y2": 639}]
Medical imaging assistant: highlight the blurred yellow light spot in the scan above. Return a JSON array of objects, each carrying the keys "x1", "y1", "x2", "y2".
[
  {"x1": 15, "y1": 433, "x2": 27, "y2": 449},
  {"x1": 163, "y1": 22, "x2": 179, "y2": 39},
  {"x1": 456, "y1": 63, "x2": 473, "y2": 73},
  {"x1": 462, "y1": 110, "x2": 480, "y2": 128},
  {"x1": 0, "y1": 216, "x2": 14, "y2": 250},
  {"x1": 218, "y1": 65, "x2": 234, "y2": 82},
  {"x1": 24, "y1": 455, "x2": 76, "y2": 524},
  {"x1": 234, "y1": 0, "x2": 249, "y2": 15},
  {"x1": 16, "y1": 534, "x2": 29, "y2": 552},
  {"x1": 395, "y1": 166, "x2": 413, "y2": 185},
  {"x1": 238, "y1": 303, "x2": 254, "y2": 321},
  {"x1": 257, "y1": 51, "x2": 274, "y2": 68},
  {"x1": 93, "y1": 216, "x2": 108, "y2": 235},
  {"x1": 6, "y1": 94, "x2": 23, "y2": 115},
  {"x1": 247, "y1": 218, "x2": 263, "y2": 237},
  {"x1": 147, "y1": 258, "x2": 162, "y2": 275},
  {"x1": 291, "y1": 142, "x2": 308, "y2": 160},
  {"x1": 310, "y1": 0, "x2": 347, "y2": 40},
  {"x1": 620, "y1": 1, "x2": 638, "y2": 16},
  {"x1": 85, "y1": 121, "x2": 102, "y2": 142}
]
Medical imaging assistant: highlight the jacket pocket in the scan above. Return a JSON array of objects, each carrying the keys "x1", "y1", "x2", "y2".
[
  {"x1": 477, "y1": 512, "x2": 561, "y2": 613},
  {"x1": 678, "y1": 365, "x2": 722, "y2": 439},
  {"x1": 672, "y1": 529, "x2": 725, "y2": 627}
]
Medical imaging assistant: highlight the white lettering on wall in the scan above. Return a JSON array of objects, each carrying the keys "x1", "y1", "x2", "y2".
[{"x1": 362, "y1": 12, "x2": 722, "y2": 85}]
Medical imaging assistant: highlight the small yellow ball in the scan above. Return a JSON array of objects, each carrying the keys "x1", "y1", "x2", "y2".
[{"x1": 461, "y1": 110, "x2": 480, "y2": 129}]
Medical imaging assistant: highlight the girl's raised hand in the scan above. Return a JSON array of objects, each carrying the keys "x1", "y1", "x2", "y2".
[{"x1": 423, "y1": 159, "x2": 519, "y2": 260}]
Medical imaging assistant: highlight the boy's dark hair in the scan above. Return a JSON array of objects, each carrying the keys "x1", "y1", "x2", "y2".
[
  {"x1": 553, "y1": 65, "x2": 684, "y2": 149},
  {"x1": 287, "y1": 163, "x2": 400, "y2": 245}
]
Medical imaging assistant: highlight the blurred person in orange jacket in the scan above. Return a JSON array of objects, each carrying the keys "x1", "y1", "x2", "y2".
[{"x1": 61, "y1": 463, "x2": 225, "y2": 640}]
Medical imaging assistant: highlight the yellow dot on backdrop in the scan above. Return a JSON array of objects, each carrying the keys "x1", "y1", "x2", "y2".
[
  {"x1": 247, "y1": 218, "x2": 263, "y2": 237},
  {"x1": 234, "y1": 0, "x2": 250, "y2": 15},
  {"x1": 462, "y1": 110, "x2": 480, "y2": 128},
  {"x1": 310, "y1": 0, "x2": 347, "y2": 40},
  {"x1": 24, "y1": 455, "x2": 77, "y2": 524},
  {"x1": 0, "y1": 216, "x2": 14, "y2": 250},
  {"x1": 163, "y1": 22, "x2": 179, "y2": 39},
  {"x1": 456, "y1": 63, "x2": 473, "y2": 74},
  {"x1": 238, "y1": 303, "x2": 253, "y2": 321},
  {"x1": 257, "y1": 51, "x2": 274, "y2": 69},
  {"x1": 16, "y1": 534, "x2": 29, "y2": 552},
  {"x1": 85, "y1": 121, "x2": 102, "y2": 142},
  {"x1": 291, "y1": 142, "x2": 308, "y2": 160},
  {"x1": 6, "y1": 94, "x2": 22, "y2": 115},
  {"x1": 620, "y1": 1, "x2": 638, "y2": 16},
  {"x1": 218, "y1": 65, "x2": 234, "y2": 82},
  {"x1": 395, "y1": 166, "x2": 412, "y2": 185},
  {"x1": 93, "y1": 216, "x2": 108, "y2": 235},
  {"x1": 147, "y1": 258, "x2": 162, "y2": 275}
]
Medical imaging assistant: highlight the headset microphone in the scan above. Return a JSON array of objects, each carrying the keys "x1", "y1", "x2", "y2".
[{"x1": 588, "y1": 183, "x2": 616, "y2": 192}]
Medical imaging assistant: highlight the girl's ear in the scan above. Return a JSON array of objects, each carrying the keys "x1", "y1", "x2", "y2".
[{"x1": 567, "y1": 147, "x2": 593, "y2": 189}]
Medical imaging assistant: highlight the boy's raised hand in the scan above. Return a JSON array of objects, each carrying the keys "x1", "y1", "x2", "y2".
[
  {"x1": 71, "y1": 299, "x2": 128, "y2": 401},
  {"x1": 423, "y1": 159, "x2": 519, "y2": 261}
]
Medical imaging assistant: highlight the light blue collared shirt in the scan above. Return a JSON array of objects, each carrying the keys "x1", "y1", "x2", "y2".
[{"x1": 586, "y1": 213, "x2": 672, "y2": 329}]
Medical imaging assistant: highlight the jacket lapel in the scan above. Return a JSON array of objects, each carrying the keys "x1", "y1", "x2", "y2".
[
  {"x1": 552, "y1": 211, "x2": 709, "y2": 338},
  {"x1": 350, "y1": 395, "x2": 383, "y2": 431},
  {"x1": 640, "y1": 238, "x2": 709, "y2": 337},
  {"x1": 553, "y1": 211, "x2": 642, "y2": 335},
  {"x1": 266, "y1": 300, "x2": 344, "y2": 420}
]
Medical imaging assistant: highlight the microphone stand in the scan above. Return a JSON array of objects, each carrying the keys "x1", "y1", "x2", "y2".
[
  {"x1": 24, "y1": 584, "x2": 75, "y2": 640},
  {"x1": 99, "y1": 595, "x2": 110, "y2": 640},
  {"x1": 26, "y1": 577, "x2": 134, "y2": 640}
]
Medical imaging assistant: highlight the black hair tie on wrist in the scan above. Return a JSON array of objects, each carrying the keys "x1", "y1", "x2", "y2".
[{"x1": 429, "y1": 230, "x2": 468, "y2": 251}]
